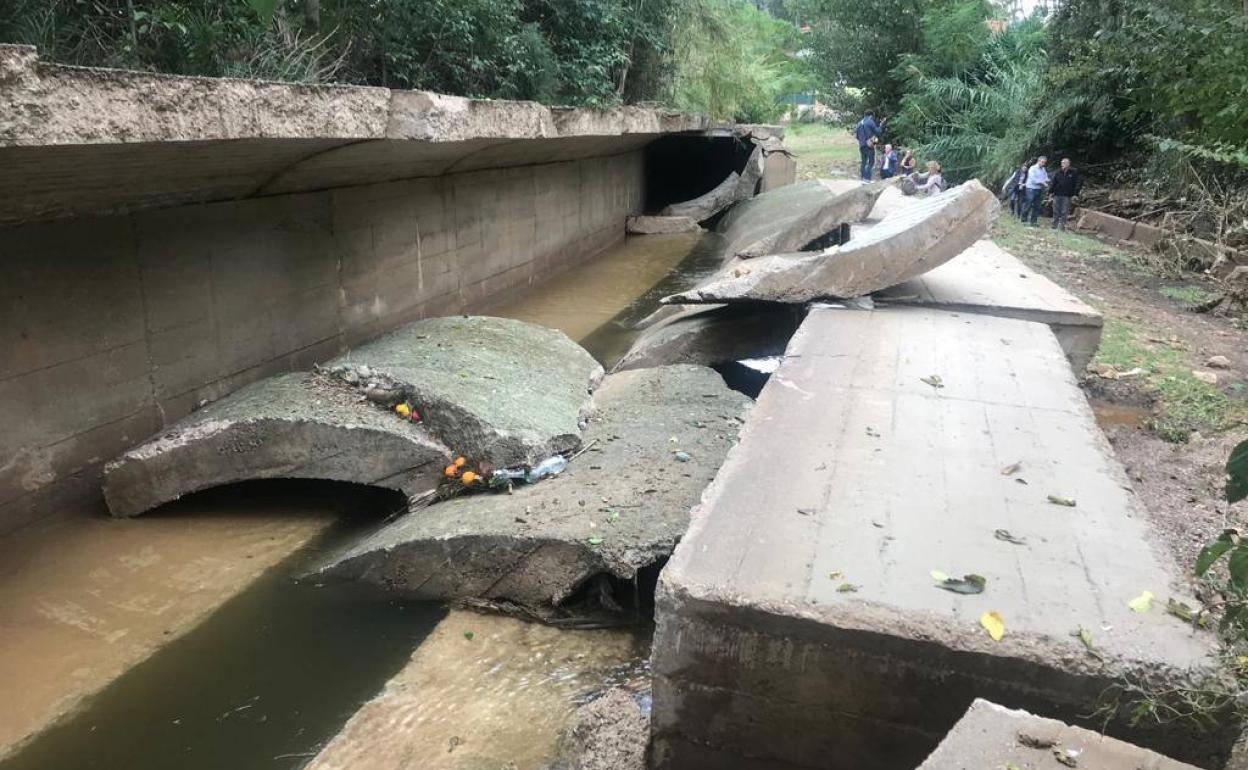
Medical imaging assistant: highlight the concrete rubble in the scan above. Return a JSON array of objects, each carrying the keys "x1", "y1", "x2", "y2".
[
  {"x1": 626, "y1": 215, "x2": 702, "y2": 235},
  {"x1": 664, "y1": 180, "x2": 1001, "y2": 304},
  {"x1": 311, "y1": 364, "x2": 750, "y2": 615},
  {"x1": 659, "y1": 171, "x2": 742, "y2": 222},
  {"x1": 876, "y1": 239, "x2": 1104, "y2": 372},
  {"x1": 614, "y1": 304, "x2": 804, "y2": 372},
  {"x1": 103, "y1": 316, "x2": 601, "y2": 517},
  {"x1": 917, "y1": 699, "x2": 1199, "y2": 770},
  {"x1": 554, "y1": 689, "x2": 649, "y2": 770},
  {"x1": 718, "y1": 179, "x2": 890, "y2": 259},
  {"x1": 651, "y1": 306, "x2": 1233, "y2": 770}
]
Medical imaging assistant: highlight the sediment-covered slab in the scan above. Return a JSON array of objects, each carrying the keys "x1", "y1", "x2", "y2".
[
  {"x1": 918, "y1": 699, "x2": 1199, "y2": 770},
  {"x1": 652, "y1": 306, "x2": 1229, "y2": 770},
  {"x1": 102, "y1": 373, "x2": 450, "y2": 518},
  {"x1": 614, "y1": 304, "x2": 804, "y2": 371},
  {"x1": 312, "y1": 365, "x2": 750, "y2": 613},
  {"x1": 627, "y1": 215, "x2": 702, "y2": 234},
  {"x1": 659, "y1": 172, "x2": 742, "y2": 222},
  {"x1": 103, "y1": 316, "x2": 600, "y2": 517},
  {"x1": 333, "y1": 316, "x2": 602, "y2": 466},
  {"x1": 877, "y1": 239, "x2": 1103, "y2": 371},
  {"x1": 717, "y1": 179, "x2": 889, "y2": 260},
  {"x1": 665, "y1": 180, "x2": 1000, "y2": 304}
]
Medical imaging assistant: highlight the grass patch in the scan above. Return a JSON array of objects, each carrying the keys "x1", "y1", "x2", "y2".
[
  {"x1": 1094, "y1": 317, "x2": 1245, "y2": 441},
  {"x1": 784, "y1": 123, "x2": 858, "y2": 180},
  {"x1": 1159, "y1": 284, "x2": 1218, "y2": 308}
]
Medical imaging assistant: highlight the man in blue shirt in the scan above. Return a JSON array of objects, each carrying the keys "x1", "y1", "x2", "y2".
[
  {"x1": 1024, "y1": 155, "x2": 1049, "y2": 226},
  {"x1": 855, "y1": 110, "x2": 884, "y2": 181}
]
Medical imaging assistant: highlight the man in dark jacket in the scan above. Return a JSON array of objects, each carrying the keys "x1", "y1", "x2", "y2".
[
  {"x1": 855, "y1": 110, "x2": 884, "y2": 181},
  {"x1": 1050, "y1": 158, "x2": 1081, "y2": 231}
]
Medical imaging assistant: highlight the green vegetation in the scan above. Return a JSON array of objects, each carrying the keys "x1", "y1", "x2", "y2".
[
  {"x1": 1159, "y1": 285, "x2": 1220, "y2": 308},
  {"x1": 0, "y1": 0, "x2": 810, "y2": 119},
  {"x1": 1094, "y1": 317, "x2": 1244, "y2": 442},
  {"x1": 784, "y1": 123, "x2": 857, "y2": 179}
]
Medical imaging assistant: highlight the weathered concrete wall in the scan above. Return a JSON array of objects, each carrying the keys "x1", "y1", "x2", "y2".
[{"x1": 0, "y1": 152, "x2": 645, "y2": 535}]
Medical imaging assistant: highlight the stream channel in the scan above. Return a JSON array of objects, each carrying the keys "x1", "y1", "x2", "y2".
[{"x1": 0, "y1": 231, "x2": 728, "y2": 770}]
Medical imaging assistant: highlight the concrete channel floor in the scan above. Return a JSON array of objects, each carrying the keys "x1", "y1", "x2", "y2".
[
  {"x1": 0, "y1": 231, "x2": 700, "y2": 761},
  {"x1": 652, "y1": 305, "x2": 1226, "y2": 770}
]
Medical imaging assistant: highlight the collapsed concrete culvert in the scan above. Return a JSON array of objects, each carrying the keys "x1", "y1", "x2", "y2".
[
  {"x1": 102, "y1": 315, "x2": 601, "y2": 517},
  {"x1": 309, "y1": 364, "x2": 751, "y2": 619},
  {"x1": 102, "y1": 373, "x2": 451, "y2": 518},
  {"x1": 659, "y1": 171, "x2": 742, "y2": 223},
  {"x1": 626, "y1": 215, "x2": 702, "y2": 235},
  {"x1": 718, "y1": 179, "x2": 891, "y2": 260},
  {"x1": 328, "y1": 316, "x2": 603, "y2": 467},
  {"x1": 663, "y1": 179, "x2": 1001, "y2": 305},
  {"x1": 614, "y1": 304, "x2": 804, "y2": 372}
]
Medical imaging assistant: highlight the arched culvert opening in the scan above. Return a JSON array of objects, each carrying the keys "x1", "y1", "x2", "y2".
[
  {"x1": 137, "y1": 478, "x2": 409, "y2": 529},
  {"x1": 549, "y1": 558, "x2": 669, "y2": 629},
  {"x1": 644, "y1": 134, "x2": 756, "y2": 215}
]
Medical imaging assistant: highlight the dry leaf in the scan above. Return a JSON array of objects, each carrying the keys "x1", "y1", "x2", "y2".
[
  {"x1": 1127, "y1": 590, "x2": 1154, "y2": 613},
  {"x1": 980, "y1": 611, "x2": 1005, "y2": 641},
  {"x1": 1000, "y1": 462, "x2": 1022, "y2": 476},
  {"x1": 1047, "y1": 495, "x2": 1077, "y2": 507}
]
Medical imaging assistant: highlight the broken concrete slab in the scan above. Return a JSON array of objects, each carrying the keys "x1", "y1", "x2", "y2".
[
  {"x1": 334, "y1": 316, "x2": 602, "y2": 466},
  {"x1": 102, "y1": 316, "x2": 600, "y2": 517},
  {"x1": 718, "y1": 179, "x2": 890, "y2": 260},
  {"x1": 627, "y1": 215, "x2": 702, "y2": 235},
  {"x1": 659, "y1": 172, "x2": 741, "y2": 222},
  {"x1": 917, "y1": 699, "x2": 1200, "y2": 770},
  {"x1": 614, "y1": 304, "x2": 804, "y2": 372},
  {"x1": 312, "y1": 364, "x2": 750, "y2": 613},
  {"x1": 652, "y1": 306, "x2": 1230, "y2": 770},
  {"x1": 102, "y1": 373, "x2": 450, "y2": 518},
  {"x1": 665, "y1": 180, "x2": 1001, "y2": 304},
  {"x1": 733, "y1": 144, "x2": 765, "y2": 201},
  {"x1": 876, "y1": 239, "x2": 1103, "y2": 371}
]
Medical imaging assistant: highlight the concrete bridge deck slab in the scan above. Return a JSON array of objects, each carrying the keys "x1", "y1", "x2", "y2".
[{"x1": 652, "y1": 306, "x2": 1230, "y2": 770}]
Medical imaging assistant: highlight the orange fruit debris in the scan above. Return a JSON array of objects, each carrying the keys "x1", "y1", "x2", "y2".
[
  {"x1": 454, "y1": 457, "x2": 466, "y2": 468},
  {"x1": 395, "y1": 403, "x2": 411, "y2": 418},
  {"x1": 461, "y1": 471, "x2": 478, "y2": 485},
  {"x1": 444, "y1": 464, "x2": 458, "y2": 477}
]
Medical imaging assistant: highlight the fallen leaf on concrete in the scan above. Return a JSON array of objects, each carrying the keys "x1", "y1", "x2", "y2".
[
  {"x1": 828, "y1": 570, "x2": 843, "y2": 580},
  {"x1": 1127, "y1": 590, "x2": 1154, "y2": 613},
  {"x1": 836, "y1": 583, "x2": 859, "y2": 593},
  {"x1": 797, "y1": 507, "x2": 815, "y2": 516},
  {"x1": 463, "y1": 631, "x2": 475, "y2": 641},
  {"x1": 1047, "y1": 495, "x2": 1077, "y2": 507},
  {"x1": 1000, "y1": 462, "x2": 1022, "y2": 476},
  {"x1": 1054, "y1": 747, "x2": 1081, "y2": 767},
  {"x1": 935, "y1": 573, "x2": 987, "y2": 595},
  {"x1": 920, "y1": 374, "x2": 945, "y2": 389},
  {"x1": 1071, "y1": 626, "x2": 1103, "y2": 660},
  {"x1": 980, "y1": 611, "x2": 1005, "y2": 641},
  {"x1": 994, "y1": 529, "x2": 1026, "y2": 545},
  {"x1": 930, "y1": 570, "x2": 950, "y2": 582},
  {"x1": 1017, "y1": 732, "x2": 1055, "y2": 749},
  {"x1": 1166, "y1": 598, "x2": 1203, "y2": 624},
  {"x1": 587, "y1": 536, "x2": 604, "y2": 546}
]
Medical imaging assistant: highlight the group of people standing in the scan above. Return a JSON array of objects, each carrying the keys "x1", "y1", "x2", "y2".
[
  {"x1": 855, "y1": 111, "x2": 946, "y2": 196},
  {"x1": 1002, "y1": 156, "x2": 1082, "y2": 230}
]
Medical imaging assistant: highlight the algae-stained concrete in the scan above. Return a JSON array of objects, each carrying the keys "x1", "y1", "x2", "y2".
[
  {"x1": 917, "y1": 699, "x2": 1199, "y2": 770},
  {"x1": 102, "y1": 373, "x2": 450, "y2": 518},
  {"x1": 665, "y1": 180, "x2": 1000, "y2": 304},
  {"x1": 331, "y1": 316, "x2": 603, "y2": 466},
  {"x1": 627, "y1": 215, "x2": 702, "y2": 234},
  {"x1": 313, "y1": 365, "x2": 750, "y2": 610},
  {"x1": 877, "y1": 239, "x2": 1103, "y2": 371},
  {"x1": 652, "y1": 306, "x2": 1229, "y2": 770},
  {"x1": 102, "y1": 316, "x2": 601, "y2": 517}
]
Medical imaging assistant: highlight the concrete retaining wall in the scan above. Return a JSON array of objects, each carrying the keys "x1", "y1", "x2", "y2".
[{"x1": 0, "y1": 152, "x2": 644, "y2": 535}]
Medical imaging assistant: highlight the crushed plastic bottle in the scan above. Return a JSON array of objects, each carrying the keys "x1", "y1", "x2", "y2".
[{"x1": 526, "y1": 455, "x2": 567, "y2": 482}]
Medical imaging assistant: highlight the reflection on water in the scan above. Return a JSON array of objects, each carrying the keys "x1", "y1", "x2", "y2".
[
  {"x1": 307, "y1": 612, "x2": 648, "y2": 770},
  {"x1": 490, "y1": 231, "x2": 726, "y2": 366},
  {"x1": 1, "y1": 231, "x2": 721, "y2": 770}
]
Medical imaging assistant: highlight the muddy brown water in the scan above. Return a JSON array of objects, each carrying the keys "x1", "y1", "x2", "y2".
[{"x1": 0, "y1": 232, "x2": 723, "y2": 770}]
